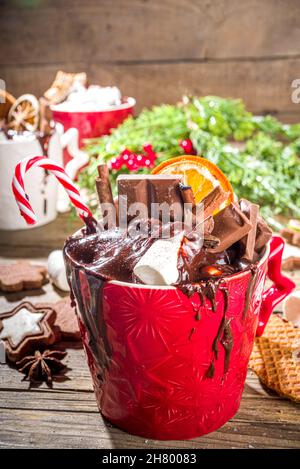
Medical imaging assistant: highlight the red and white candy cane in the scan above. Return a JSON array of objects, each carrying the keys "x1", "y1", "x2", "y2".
[{"x1": 12, "y1": 156, "x2": 92, "y2": 225}]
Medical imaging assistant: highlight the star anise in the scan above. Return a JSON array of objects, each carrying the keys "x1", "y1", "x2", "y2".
[{"x1": 16, "y1": 350, "x2": 67, "y2": 385}]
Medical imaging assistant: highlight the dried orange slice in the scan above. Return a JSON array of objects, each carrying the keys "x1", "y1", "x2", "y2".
[
  {"x1": 7, "y1": 94, "x2": 39, "y2": 132},
  {"x1": 152, "y1": 155, "x2": 234, "y2": 205}
]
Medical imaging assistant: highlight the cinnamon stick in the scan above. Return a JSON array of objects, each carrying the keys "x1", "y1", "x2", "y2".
[
  {"x1": 96, "y1": 164, "x2": 116, "y2": 228},
  {"x1": 179, "y1": 183, "x2": 196, "y2": 208},
  {"x1": 179, "y1": 183, "x2": 197, "y2": 229},
  {"x1": 39, "y1": 97, "x2": 53, "y2": 134}
]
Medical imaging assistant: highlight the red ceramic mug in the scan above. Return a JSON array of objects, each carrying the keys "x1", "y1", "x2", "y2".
[
  {"x1": 52, "y1": 97, "x2": 135, "y2": 167},
  {"x1": 65, "y1": 235, "x2": 295, "y2": 440}
]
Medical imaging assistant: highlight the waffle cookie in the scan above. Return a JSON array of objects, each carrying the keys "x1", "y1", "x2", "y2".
[{"x1": 250, "y1": 314, "x2": 300, "y2": 402}]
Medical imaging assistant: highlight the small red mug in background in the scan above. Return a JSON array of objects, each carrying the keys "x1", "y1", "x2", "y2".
[
  {"x1": 51, "y1": 97, "x2": 135, "y2": 167},
  {"x1": 65, "y1": 236, "x2": 295, "y2": 440}
]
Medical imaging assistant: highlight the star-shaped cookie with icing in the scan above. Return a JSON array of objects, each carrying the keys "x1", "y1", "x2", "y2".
[{"x1": 0, "y1": 302, "x2": 56, "y2": 362}]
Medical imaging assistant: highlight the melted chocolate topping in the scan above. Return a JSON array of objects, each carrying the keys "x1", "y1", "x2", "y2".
[
  {"x1": 64, "y1": 219, "x2": 265, "y2": 381},
  {"x1": 221, "y1": 319, "x2": 234, "y2": 373},
  {"x1": 242, "y1": 265, "x2": 259, "y2": 320},
  {"x1": 205, "y1": 286, "x2": 233, "y2": 378}
]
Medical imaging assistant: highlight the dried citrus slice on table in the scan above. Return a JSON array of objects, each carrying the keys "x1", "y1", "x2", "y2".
[{"x1": 152, "y1": 155, "x2": 234, "y2": 207}]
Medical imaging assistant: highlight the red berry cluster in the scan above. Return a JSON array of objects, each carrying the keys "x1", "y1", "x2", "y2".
[
  {"x1": 110, "y1": 144, "x2": 157, "y2": 171},
  {"x1": 180, "y1": 139, "x2": 196, "y2": 155}
]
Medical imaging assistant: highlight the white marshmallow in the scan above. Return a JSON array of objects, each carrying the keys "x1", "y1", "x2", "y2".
[
  {"x1": 133, "y1": 234, "x2": 183, "y2": 286},
  {"x1": 283, "y1": 290, "x2": 300, "y2": 327},
  {"x1": 47, "y1": 250, "x2": 70, "y2": 292}
]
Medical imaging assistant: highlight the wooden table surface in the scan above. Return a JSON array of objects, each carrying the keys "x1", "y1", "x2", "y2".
[{"x1": 0, "y1": 214, "x2": 299, "y2": 449}]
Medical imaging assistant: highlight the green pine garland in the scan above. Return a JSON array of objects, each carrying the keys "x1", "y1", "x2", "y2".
[{"x1": 79, "y1": 96, "x2": 300, "y2": 223}]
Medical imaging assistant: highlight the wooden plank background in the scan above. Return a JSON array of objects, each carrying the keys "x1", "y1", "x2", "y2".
[{"x1": 1, "y1": 0, "x2": 300, "y2": 120}]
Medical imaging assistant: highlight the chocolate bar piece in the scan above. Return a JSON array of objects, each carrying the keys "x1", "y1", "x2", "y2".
[
  {"x1": 179, "y1": 183, "x2": 198, "y2": 230},
  {"x1": 239, "y1": 199, "x2": 259, "y2": 261},
  {"x1": 117, "y1": 175, "x2": 148, "y2": 209},
  {"x1": 203, "y1": 216, "x2": 214, "y2": 235},
  {"x1": 148, "y1": 177, "x2": 182, "y2": 207},
  {"x1": 203, "y1": 234, "x2": 220, "y2": 249},
  {"x1": 255, "y1": 217, "x2": 273, "y2": 252},
  {"x1": 200, "y1": 186, "x2": 229, "y2": 219},
  {"x1": 209, "y1": 203, "x2": 253, "y2": 253},
  {"x1": 117, "y1": 175, "x2": 184, "y2": 222}
]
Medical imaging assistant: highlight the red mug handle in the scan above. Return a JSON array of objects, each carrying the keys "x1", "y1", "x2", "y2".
[{"x1": 256, "y1": 236, "x2": 295, "y2": 337}]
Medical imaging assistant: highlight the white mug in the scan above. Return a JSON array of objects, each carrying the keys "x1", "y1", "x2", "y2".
[{"x1": 0, "y1": 124, "x2": 88, "y2": 230}]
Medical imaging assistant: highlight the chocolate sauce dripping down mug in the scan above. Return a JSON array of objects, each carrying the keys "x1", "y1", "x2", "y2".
[{"x1": 64, "y1": 235, "x2": 295, "y2": 440}]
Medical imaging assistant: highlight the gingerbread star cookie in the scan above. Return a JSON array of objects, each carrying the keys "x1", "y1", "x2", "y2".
[
  {"x1": 53, "y1": 299, "x2": 80, "y2": 341},
  {"x1": 0, "y1": 261, "x2": 47, "y2": 292},
  {"x1": 37, "y1": 299, "x2": 81, "y2": 341},
  {"x1": 280, "y1": 225, "x2": 300, "y2": 248},
  {"x1": 0, "y1": 302, "x2": 56, "y2": 362},
  {"x1": 281, "y1": 243, "x2": 300, "y2": 271}
]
